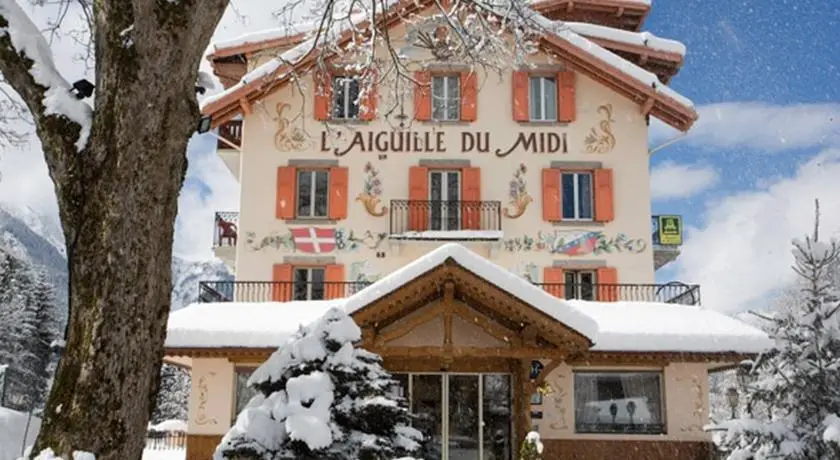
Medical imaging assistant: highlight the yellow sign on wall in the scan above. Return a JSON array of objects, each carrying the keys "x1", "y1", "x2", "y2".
[{"x1": 657, "y1": 215, "x2": 682, "y2": 245}]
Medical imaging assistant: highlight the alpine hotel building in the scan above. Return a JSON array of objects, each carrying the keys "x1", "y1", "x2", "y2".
[{"x1": 164, "y1": 1, "x2": 772, "y2": 459}]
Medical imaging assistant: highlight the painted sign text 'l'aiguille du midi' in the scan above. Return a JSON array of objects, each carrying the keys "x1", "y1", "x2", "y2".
[{"x1": 321, "y1": 130, "x2": 569, "y2": 157}]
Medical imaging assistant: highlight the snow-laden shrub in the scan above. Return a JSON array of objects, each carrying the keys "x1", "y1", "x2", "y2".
[
  {"x1": 215, "y1": 307, "x2": 422, "y2": 460},
  {"x1": 519, "y1": 431, "x2": 543, "y2": 460}
]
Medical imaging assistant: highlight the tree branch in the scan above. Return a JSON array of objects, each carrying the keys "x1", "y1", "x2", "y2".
[{"x1": 0, "y1": 0, "x2": 91, "y2": 180}]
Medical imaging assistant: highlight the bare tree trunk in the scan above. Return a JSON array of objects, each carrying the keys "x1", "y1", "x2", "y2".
[{"x1": 0, "y1": 1, "x2": 227, "y2": 458}]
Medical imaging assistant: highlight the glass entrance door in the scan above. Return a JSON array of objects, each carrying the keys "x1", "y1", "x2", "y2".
[
  {"x1": 400, "y1": 373, "x2": 512, "y2": 460},
  {"x1": 429, "y1": 170, "x2": 461, "y2": 231}
]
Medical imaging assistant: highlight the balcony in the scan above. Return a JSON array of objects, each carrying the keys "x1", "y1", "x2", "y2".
[
  {"x1": 651, "y1": 215, "x2": 683, "y2": 270},
  {"x1": 197, "y1": 280, "x2": 700, "y2": 306},
  {"x1": 389, "y1": 200, "x2": 503, "y2": 239},
  {"x1": 198, "y1": 280, "x2": 371, "y2": 303},
  {"x1": 212, "y1": 212, "x2": 238, "y2": 267},
  {"x1": 536, "y1": 282, "x2": 700, "y2": 305},
  {"x1": 215, "y1": 120, "x2": 242, "y2": 180}
]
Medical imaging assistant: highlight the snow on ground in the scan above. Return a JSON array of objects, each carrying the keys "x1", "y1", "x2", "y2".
[
  {"x1": 141, "y1": 450, "x2": 185, "y2": 460},
  {"x1": 0, "y1": 407, "x2": 40, "y2": 460}
]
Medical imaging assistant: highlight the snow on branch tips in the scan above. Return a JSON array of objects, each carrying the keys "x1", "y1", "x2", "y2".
[{"x1": 0, "y1": 0, "x2": 92, "y2": 151}]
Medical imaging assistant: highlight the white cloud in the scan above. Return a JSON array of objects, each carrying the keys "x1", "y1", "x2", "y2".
[
  {"x1": 651, "y1": 102, "x2": 840, "y2": 152},
  {"x1": 675, "y1": 148, "x2": 840, "y2": 314},
  {"x1": 650, "y1": 162, "x2": 719, "y2": 201}
]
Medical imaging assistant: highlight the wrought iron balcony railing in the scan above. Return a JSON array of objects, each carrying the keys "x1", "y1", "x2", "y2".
[
  {"x1": 213, "y1": 212, "x2": 239, "y2": 248},
  {"x1": 535, "y1": 282, "x2": 700, "y2": 305},
  {"x1": 389, "y1": 200, "x2": 502, "y2": 237},
  {"x1": 217, "y1": 120, "x2": 242, "y2": 149},
  {"x1": 198, "y1": 280, "x2": 700, "y2": 306},
  {"x1": 198, "y1": 280, "x2": 372, "y2": 303}
]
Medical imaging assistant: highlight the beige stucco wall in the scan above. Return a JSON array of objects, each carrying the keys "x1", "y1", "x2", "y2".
[
  {"x1": 187, "y1": 358, "x2": 234, "y2": 435},
  {"x1": 231, "y1": 19, "x2": 655, "y2": 288},
  {"x1": 535, "y1": 362, "x2": 710, "y2": 442}
]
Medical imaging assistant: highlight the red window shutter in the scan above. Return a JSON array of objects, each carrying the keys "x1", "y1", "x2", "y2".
[
  {"x1": 324, "y1": 264, "x2": 346, "y2": 300},
  {"x1": 512, "y1": 71, "x2": 529, "y2": 122},
  {"x1": 272, "y1": 264, "x2": 293, "y2": 302},
  {"x1": 460, "y1": 71, "x2": 478, "y2": 122},
  {"x1": 558, "y1": 71, "x2": 576, "y2": 123},
  {"x1": 313, "y1": 67, "x2": 332, "y2": 121},
  {"x1": 593, "y1": 168, "x2": 614, "y2": 223},
  {"x1": 543, "y1": 267, "x2": 565, "y2": 298},
  {"x1": 276, "y1": 166, "x2": 297, "y2": 220},
  {"x1": 360, "y1": 71, "x2": 378, "y2": 121},
  {"x1": 328, "y1": 167, "x2": 349, "y2": 220},
  {"x1": 460, "y1": 167, "x2": 481, "y2": 230},
  {"x1": 408, "y1": 166, "x2": 429, "y2": 231},
  {"x1": 542, "y1": 168, "x2": 562, "y2": 222},
  {"x1": 596, "y1": 267, "x2": 619, "y2": 302},
  {"x1": 414, "y1": 71, "x2": 432, "y2": 121}
]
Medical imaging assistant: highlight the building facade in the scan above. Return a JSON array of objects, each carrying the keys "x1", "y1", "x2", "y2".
[{"x1": 164, "y1": 1, "x2": 767, "y2": 459}]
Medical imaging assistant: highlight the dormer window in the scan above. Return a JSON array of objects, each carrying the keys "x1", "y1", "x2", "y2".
[
  {"x1": 332, "y1": 76, "x2": 360, "y2": 119},
  {"x1": 432, "y1": 75, "x2": 460, "y2": 121}
]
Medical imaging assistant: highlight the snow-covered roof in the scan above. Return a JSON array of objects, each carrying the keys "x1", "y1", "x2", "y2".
[
  {"x1": 166, "y1": 300, "x2": 342, "y2": 348},
  {"x1": 563, "y1": 22, "x2": 686, "y2": 56},
  {"x1": 200, "y1": 3, "x2": 696, "y2": 130},
  {"x1": 166, "y1": 243, "x2": 772, "y2": 355}
]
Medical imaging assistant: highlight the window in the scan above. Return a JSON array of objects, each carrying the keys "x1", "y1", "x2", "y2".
[
  {"x1": 561, "y1": 172, "x2": 593, "y2": 220},
  {"x1": 428, "y1": 170, "x2": 462, "y2": 231},
  {"x1": 233, "y1": 367, "x2": 258, "y2": 422},
  {"x1": 332, "y1": 76, "x2": 360, "y2": 119},
  {"x1": 432, "y1": 75, "x2": 460, "y2": 121},
  {"x1": 293, "y1": 267, "x2": 325, "y2": 300},
  {"x1": 296, "y1": 170, "x2": 329, "y2": 218},
  {"x1": 565, "y1": 270, "x2": 595, "y2": 301},
  {"x1": 574, "y1": 372, "x2": 665, "y2": 435},
  {"x1": 529, "y1": 76, "x2": 557, "y2": 121}
]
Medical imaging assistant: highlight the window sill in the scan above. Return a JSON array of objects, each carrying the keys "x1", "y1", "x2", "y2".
[
  {"x1": 420, "y1": 119, "x2": 471, "y2": 126},
  {"x1": 519, "y1": 120, "x2": 571, "y2": 126},
  {"x1": 286, "y1": 218, "x2": 338, "y2": 225},
  {"x1": 551, "y1": 220, "x2": 603, "y2": 228},
  {"x1": 575, "y1": 424, "x2": 666, "y2": 436},
  {"x1": 325, "y1": 119, "x2": 370, "y2": 125}
]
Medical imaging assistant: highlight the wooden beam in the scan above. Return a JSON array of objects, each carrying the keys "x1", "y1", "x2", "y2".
[
  {"x1": 535, "y1": 359, "x2": 564, "y2": 386},
  {"x1": 238, "y1": 98, "x2": 252, "y2": 115},
  {"x1": 520, "y1": 324, "x2": 539, "y2": 347},
  {"x1": 641, "y1": 97, "x2": 655, "y2": 116},
  {"x1": 370, "y1": 346, "x2": 561, "y2": 359},
  {"x1": 374, "y1": 302, "x2": 443, "y2": 346},
  {"x1": 451, "y1": 300, "x2": 521, "y2": 346}
]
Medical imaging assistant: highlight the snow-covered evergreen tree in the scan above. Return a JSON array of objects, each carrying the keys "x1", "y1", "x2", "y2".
[
  {"x1": 216, "y1": 307, "x2": 422, "y2": 460},
  {"x1": 709, "y1": 205, "x2": 840, "y2": 459},
  {"x1": 0, "y1": 245, "x2": 60, "y2": 410},
  {"x1": 152, "y1": 364, "x2": 191, "y2": 423}
]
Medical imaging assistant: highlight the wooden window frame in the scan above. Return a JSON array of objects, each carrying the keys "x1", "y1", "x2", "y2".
[
  {"x1": 528, "y1": 75, "x2": 558, "y2": 122},
  {"x1": 571, "y1": 370, "x2": 666, "y2": 436},
  {"x1": 292, "y1": 265, "x2": 327, "y2": 301},
  {"x1": 331, "y1": 75, "x2": 361, "y2": 120},
  {"x1": 295, "y1": 168, "x2": 330, "y2": 219},
  {"x1": 564, "y1": 269, "x2": 597, "y2": 301},
  {"x1": 431, "y1": 74, "x2": 461, "y2": 122},
  {"x1": 560, "y1": 169, "x2": 594, "y2": 222}
]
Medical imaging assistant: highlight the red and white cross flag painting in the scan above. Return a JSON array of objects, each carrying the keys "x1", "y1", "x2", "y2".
[{"x1": 290, "y1": 227, "x2": 336, "y2": 253}]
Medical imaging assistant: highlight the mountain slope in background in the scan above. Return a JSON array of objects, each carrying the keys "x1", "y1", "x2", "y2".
[{"x1": 0, "y1": 202, "x2": 233, "y2": 317}]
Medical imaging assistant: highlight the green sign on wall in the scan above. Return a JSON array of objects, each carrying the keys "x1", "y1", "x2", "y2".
[{"x1": 657, "y1": 215, "x2": 682, "y2": 245}]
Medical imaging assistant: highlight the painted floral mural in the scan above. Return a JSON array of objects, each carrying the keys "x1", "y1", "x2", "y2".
[
  {"x1": 503, "y1": 230, "x2": 646, "y2": 255},
  {"x1": 245, "y1": 228, "x2": 387, "y2": 253},
  {"x1": 503, "y1": 163, "x2": 532, "y2": 219},
  {"x1": 356, "y1": 162, "x2": 388, "y2": 217}
]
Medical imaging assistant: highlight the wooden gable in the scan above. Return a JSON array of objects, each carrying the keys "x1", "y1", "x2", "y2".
[{"x1": 352, "y1": 257, "x2": 592, "y2": 361}]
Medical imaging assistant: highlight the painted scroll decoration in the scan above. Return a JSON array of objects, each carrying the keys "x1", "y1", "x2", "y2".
[
  {"x1": 503, "y1": 230, "x2": 646, "y2": 256},
  {"x1": 676, "y1": 373, "x2": 706, "y2": 433},
  {"x1": 583, "y1": 104, "x2": 616, "y2": 154},
  {"x1": 274, "y1": 102, "x2": 308, "y2": 151},
  {"x1": 245, "y1": 228, "x2": 388, "y2": 253},
  {"x1": 195, "y1": 372, "x2": 218, "y2": 426},
  {"x1": 356, "y1": 162, "x2": 388, "y2": 217},
  {"x1": 548, "y1": 372, "x2": 570, "y2": 431},
  {"x1": 503, "y1": 163, "x2": 532, "y2": 219}
]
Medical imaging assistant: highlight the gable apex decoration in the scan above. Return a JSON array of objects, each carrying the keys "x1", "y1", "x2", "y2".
[{"x1": 199, "y1": 0, "x2": 698, "y2": 132}]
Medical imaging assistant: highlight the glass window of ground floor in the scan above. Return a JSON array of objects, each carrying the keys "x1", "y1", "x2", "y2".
[{"x1": 392, "y1": 373, "x2": 513, "y2": 460}]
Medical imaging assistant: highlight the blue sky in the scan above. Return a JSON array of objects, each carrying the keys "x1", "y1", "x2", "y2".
[
  {"x1": 1, "y1": 0, "x2": 839, "y2": 313},
  {"x1": 641, "y1": 0, "x2": 840, "y2": 312}
]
